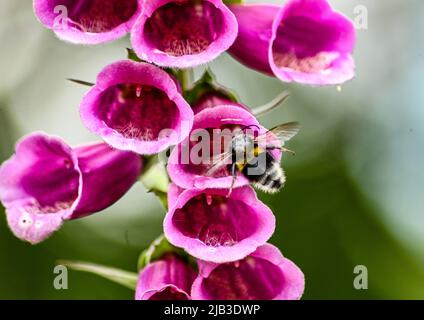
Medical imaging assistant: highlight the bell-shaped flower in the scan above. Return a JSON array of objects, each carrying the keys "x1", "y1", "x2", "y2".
[
  {"x1": 229, "y1": 0, "x2": 356, "y2": 85},
  {"x1": 135, "y1": 254, "x2": 197, "y2": 300},
  {"x1": 164, "y1": 184, "x2": 275, "y2": 263},
  {"x1": 33, "y1": 0, "x2": 143, "y2": 44},
  {"x1": 131, "y1": 0, "x2": 238, "y2": 68},
  {"x1": 0, "y1": 132, "x2": 142, "y2": 244},
  {"x1": 191, "y1": 244, "x2": 305, "y2": 300},
  {"x1": 80, "y1": 60, "x2": 193, "y2": 155}
]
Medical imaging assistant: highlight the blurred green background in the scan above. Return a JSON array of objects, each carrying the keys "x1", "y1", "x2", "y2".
[{"x1": 0, "y1": 0, "x2": 423, "y2": 299}]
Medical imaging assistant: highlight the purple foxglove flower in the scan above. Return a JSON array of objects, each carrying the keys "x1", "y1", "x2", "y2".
[
  {"x1": 191, "y1": 244, "x2": 305, "y2": 300},
  {"x1": 229, "y1": 0, "x2": 356, "y2": 85},
  {"x1": 163, "y1": 184, "x2": 275, "y2": 263},
  {"x1": 80, "y1": 60, "x2": 194, "y2": 155},
  {"x1": 130, "y1": 0, "x2": 238, "y2": 68},
  {"x1": 167, "y1": 101, "x2": 281, "y2": 190},
  {"x1": 135, "y1": 254, "x2": 196, "y2": 300},
  {"x1": 191, "y1": 92, "x2": 244, "y2": 115},
  {"x1": 33, "y1": 0, "x2": 143, "y2": 45},
  {"x1": 0, "y1": 132, "x2": 142, "y2": 244}
]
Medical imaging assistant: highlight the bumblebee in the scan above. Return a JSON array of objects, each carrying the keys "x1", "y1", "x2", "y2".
[{"x1": 207, "y1": 122, "x2": 300, "y2": 195}]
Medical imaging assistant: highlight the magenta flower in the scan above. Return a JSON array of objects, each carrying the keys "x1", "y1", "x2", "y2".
[
  {"x1": 229, "y1": 0, "x2": 356, "y2": 85},
  {"x1": 130, "y1": 0, "x2": 238, "y2": 68},
  {"x1": 191, "y1": 244, "x2": 305, "y2": 300},
  {"x1": 80, "y1": 60, "x2": 193, "y2": 155},
  {"x1": 0, "y1": 132, "x2": 142, "y2": 244},
  {"x1": 167, "y1": 101, "x2": 280, "y2": 189},
  {"x1": 135, "y1": 254, "x2": 196, "y2": 300},
  {"x1": 33, "y1": 0, "x2": 142, "y2": 45},
  {"x1": 164, "y1": 184, "x2": 275, "y2": 263},
  {"x1": 191, "y1": 92, "x2": 243, "y2": 115}
]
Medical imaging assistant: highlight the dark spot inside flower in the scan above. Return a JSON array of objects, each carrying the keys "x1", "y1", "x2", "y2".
[
  {"x1": 63, "y1": 159, "x2": 72, "y2": 169},
  {"x1": 60, "y1": 0, "x2": 138, "y2": 33},
  {"x1": 97, "y1": 84, "x2": 179, "y2": 141},
  {"x1": 272, "y1": 16, "x2": 342, "y2": 73},
  {"x1": 172, "y1": 194, "x2": 259, "y2": 247},
  {"x1": 144, "y1": 1, "x2": 224, "y2": 56},
  {"x1": 202, "y1": 257, "x2": 285, "y2": 299},
  {"x1": 148, "y1": 286, "x2": 189, "y2": 300}
]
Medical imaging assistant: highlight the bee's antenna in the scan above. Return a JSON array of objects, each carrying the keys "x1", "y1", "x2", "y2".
[
  {"x1": 252, "y1": 90, "x2": 291, "y2": 117},
  {"x1": 282, "y1": 147, "x2": 296, "y2": 155},
  {"x1": 241, "y1": 124, "x2": 260, "y2": 131}
]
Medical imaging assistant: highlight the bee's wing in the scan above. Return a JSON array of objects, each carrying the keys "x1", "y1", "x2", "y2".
[
  {"x1": 205, "y1": 151, "x2": 234, "y2": 176},
  {"x1": 270, "y1": 122, "x2": 300, "y2": 143},
  {"x1": 255, "y1": 122, "x2": 300, "y2": 148}
]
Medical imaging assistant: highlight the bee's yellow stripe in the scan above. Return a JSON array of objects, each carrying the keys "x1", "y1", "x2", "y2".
[
  {"x1": 254, "y1": 146, "x2": 263, "y2": 157},
  {"x1": 236, "y1": 163, "x2": 245, "y2": 171},
  {"x1": 234, "y1": 147, "x2": 265, "y2": 172}
]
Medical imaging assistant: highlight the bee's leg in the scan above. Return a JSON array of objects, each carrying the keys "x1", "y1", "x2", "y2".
[
  {"x1": 267, "y1": 146, "x2": 295, "y2": 155},
  {"x1": 227, "y1": 163, "x2": 237, "y2": 198}
]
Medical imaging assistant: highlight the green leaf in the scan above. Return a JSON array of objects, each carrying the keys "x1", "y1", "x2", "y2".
[
  {"x1": 223, "y1": 0, "x2": 243, "y2": 4},
  {"x1": 126, "y1": 48, "x2": 143, "y2": 62},
  {"x1": 175, "y1": 69, "x2": 194, "y2": 92},
  {"x1": 138, "y1": 235, "x2": 175, "y2": 270},
  {"x1": 58, "y1": 260, "x2": 138, "y2": 290},
  {"x1": 185, "y1": 69, "x2": 238, "y2": 105},
  {"x1": 141, "y1": 159, "x2": 169, "y2": 194},
  {"x1": 140, "y1": 155, "x2": 170, "y2": 210},
  {"x1": 137, "y1": 235, "x2": 197, "y2": 271}
]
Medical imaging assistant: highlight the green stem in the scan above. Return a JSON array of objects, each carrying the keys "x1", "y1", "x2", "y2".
[
  {"x1": 58, "y1": 260, "x2": 138, "y2": 290},
  {"x1": 177, "y1": 68, "x2": 194, "y2": 92}
]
